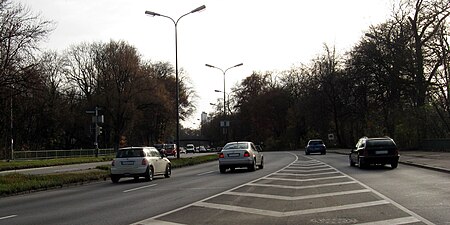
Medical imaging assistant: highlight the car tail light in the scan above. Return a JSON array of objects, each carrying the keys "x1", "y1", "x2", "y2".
[
  {"x1": 244, "y1": 151, "x2": 250, "y2": 157},
  {"x1": 219, "y1": 153, "x2": 224, "y2": 158},
  {"x1": 111, "y1": 160, "x2": 115, "y2": 167},
  {"x1": 142, "y1": 158, "x2": 148, "y2": 165}
]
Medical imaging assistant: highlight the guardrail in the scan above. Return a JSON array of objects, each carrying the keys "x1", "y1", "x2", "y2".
[{"x1": 13, "y1": 149, "x2": 116, "y2": 160}]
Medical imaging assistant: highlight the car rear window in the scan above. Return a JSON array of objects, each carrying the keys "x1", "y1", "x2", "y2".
[
  {"x1": 309, "y1": 140, "x2": 324, "y2": 145},
  {"x1": 116, "y1": 149, "x2": 145, "y2": 158},
  {"x1": 223, "y1": 143, "x2": 248, "y2": 150},
  {"x1": 366, "y1": 139, "x2": 396, "y2": 148}
]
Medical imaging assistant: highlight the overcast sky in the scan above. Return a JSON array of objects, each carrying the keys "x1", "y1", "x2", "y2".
[{"x1": 19, "y1": 0, "x2": 393, "y2": 128}]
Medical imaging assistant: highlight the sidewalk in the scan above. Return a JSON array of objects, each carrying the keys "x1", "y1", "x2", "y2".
[{"x1": 328, "y1": 149, "x2": 450, "y2": 173}]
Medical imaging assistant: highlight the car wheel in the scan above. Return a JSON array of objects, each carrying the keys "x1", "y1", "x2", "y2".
[
  {"x1": 164, "y1": 164, "x2": 172, "y2": 178},
  {"x1": 248, "y1": 159, "x2": 257, "y2": 172},
  {"x1": 111, "y1": 175, "x2": 120, "y2": 183},
  {"x1": 219, "y1": 165, "x2": 226, "y2": 173},
  {"x1": 133, "y1": 176, "x2": 139, "y2": 181},
  {"x1": 391, "y1": 161, "x2": 398, "y2": 169},
  {"x1": 305, "y1": 151, "x2": 310, "y2": 155},
  {"x1": 229, "y1": 167, "x2": 235, "y2": 172},
  {"x1": 259, "y1": 157, "x2": 264, "y2": 169},
  {"x1": 145, "y1": 166, "x2": 154, "y2": 182},
  {"x1": 349, "y1": 156, "x2": 355, "y2": 167},
  {"x1": 358, "y1": 156, "x2": 366, "y2": 169}
]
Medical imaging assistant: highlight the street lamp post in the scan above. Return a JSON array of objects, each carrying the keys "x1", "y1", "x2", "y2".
[
  {"x1": 206, "y1": 63, "x2": 243, "y2": 143},
  {"x1": 145, "y1": 5, "x2": 205, "y2": 159},
  {"x1": 205, "y1": 63, "x2": 243, "y2": 116}
]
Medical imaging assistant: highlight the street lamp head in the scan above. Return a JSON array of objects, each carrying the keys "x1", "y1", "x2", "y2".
[
  {"x1": 214, "y1": 90, "x2": 222, "y2": 93},
  {"x1": 145, "y1": 10, "x2": 161, "y2": 17},
  {"x1": 191, "y1": 5, "x2": 206, "y2": 13},
  {"x1": 210, "y1": 103, "x2": 216, "y2": 106},
  {"x1": 205, "y1": 64, "x2": 215, "y2": 68},
  {"x1": 234, "y1": 63, "x2": 243, "y2": 67}
]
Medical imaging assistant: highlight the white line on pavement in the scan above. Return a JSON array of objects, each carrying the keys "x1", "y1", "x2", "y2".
[
  {"x1": 194, "y1": 200, "x2": 390, "y2": 217},
  {"x1": 247, "y1": 181, "x2": 357, "y2": 189},
  {"x1": 0, "y1": 215, "x2": 17, "y2": 220},
  {"x1": 354, "y1": 216, "x2": 420, "y2": 225},
  {"x1": 123, "y1": 184, "x2": 157, "y2": 193},
  {"x1": 282, "y1": 168, "x2": 336, "y2": 172},
  {"x1": 197, "y1": 171, "x2": 215, "y2": 176},
  {"x1": 275, "y1": 171, "x2": 341, "y2": 176},
  {"x1": 226, "y1": 189, "x2": 372, "y2": 200},
  {"x1": 263, "y1": 175, "x2": 348, "y2": 182}
]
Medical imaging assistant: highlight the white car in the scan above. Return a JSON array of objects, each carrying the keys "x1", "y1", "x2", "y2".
[
  {"x1": 218, "y1": 141, "x2": 264, "y2": 173},
  {"x1": 110, "y1": 147, "x2": 171, "y2": 183}
]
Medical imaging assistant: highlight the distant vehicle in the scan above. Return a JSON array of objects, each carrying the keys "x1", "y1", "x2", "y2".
[
  {"x1": 179, "y1": 147, "x2": 186, "y2": 154},
  {"x1": 305, "y1": 139, "x2": 326, "y2": 155},
  {"x1": 349, "y1": 137, "x2": 400, "y2": 169},
  {"x1": 163, "y1": 144, "x2": 177, "y2": 157},
  {"x1": 218, "y1": 141, "x2": 263, "y2": 173},
  {"x1": 110, "y1": 147, "x2": 171, "y2": 183},
  {"x1": 186, "y1": 144, "x2": 195, "y2": 153},
  {"x1": 199, "y1": 146, "x2": 207, "y2": 153},
  {"x1": 153, "y1": 144, "x2": 164, "y2": 154}
]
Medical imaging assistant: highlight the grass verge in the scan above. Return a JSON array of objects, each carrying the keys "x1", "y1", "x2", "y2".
[
  {"x1": 0, "y1": 154, "x2": 218, "y2": 197},
  {"x1": 0, "y1": 157, "x2": 113, "y2": 172}
]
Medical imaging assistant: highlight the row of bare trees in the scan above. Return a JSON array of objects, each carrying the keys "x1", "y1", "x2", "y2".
[
  {"x1": 0, "y1": 0, "x2": 195, "y2": 158},
  {"x1": 203, "y1": 0, "x2": 450, "y2": 150}
]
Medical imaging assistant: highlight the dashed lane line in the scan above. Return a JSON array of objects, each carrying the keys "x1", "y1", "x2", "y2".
[
  {"x1": 197, "y1": 171, "x2": 215, "y2": 176},
  {"x1": 194, "y1": 200, "x2": 390, "y2": 217},
  {"x1": 123, "y1": 184, "x2": 157, "y2": 193},
  {"x1": 0, "y1": 215, "x2": 17, "y2": 220}
]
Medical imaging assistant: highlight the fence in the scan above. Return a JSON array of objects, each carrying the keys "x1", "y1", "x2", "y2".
[{"x1": 13, "y1": 148, "x2": 116, "y2": 160}]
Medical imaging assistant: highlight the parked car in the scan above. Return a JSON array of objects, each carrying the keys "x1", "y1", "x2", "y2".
[
  {"x1": 153, "y1": 143, "x2": 164, "y2": 154},
  {"x1": 110, "y1": 146, "x2": 171, "y2": 183},
  {"x1": 349, "y1": 137, "x2": 400, "y2": 169},
  {"x1": 199, "y1": 145, "x2": 207, "y2": 153},
  {"x1": 218, "y1": 141, "x2": 263, "y2": 173},
  {"x1": 305, "y1": 139, "x2": 326, "y2": 155},
  {"x1": 179, "y1": 147, "x2": 186, "y2": 154},
  {"x1": 186, "y1": 144, "x2": 195, "y2": 153},
  {"x1": 163, "y1": 144, "x2": 177, "y2": 157}
]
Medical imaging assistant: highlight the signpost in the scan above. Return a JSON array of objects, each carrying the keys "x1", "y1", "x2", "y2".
[{"x1": 86, "y1": 106, "x2": 103, "y2": 157}]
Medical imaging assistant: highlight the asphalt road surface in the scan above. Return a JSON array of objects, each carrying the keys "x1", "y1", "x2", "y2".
[{"x1": 0, "y1": 151, "x2": 448, "y2": 225}]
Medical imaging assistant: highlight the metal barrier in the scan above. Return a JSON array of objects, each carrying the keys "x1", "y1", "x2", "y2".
[{"x1": 13, "y1": 149, "x2": 116, "y2": 160}]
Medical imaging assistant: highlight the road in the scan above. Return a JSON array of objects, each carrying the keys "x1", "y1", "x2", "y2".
[{"x1": 0, "y1": 151, "x2": 449, "y2": 225}]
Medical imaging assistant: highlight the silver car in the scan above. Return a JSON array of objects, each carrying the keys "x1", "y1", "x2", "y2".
[
  {"x1": 218, "y1": 141, "x2": 264, "y2": 173},
  {"x1": 110, "y1": 147, "x2": 171, "y2": 183}
]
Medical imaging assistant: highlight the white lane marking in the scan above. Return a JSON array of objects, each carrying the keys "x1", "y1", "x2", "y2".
[
  {"x1": 130, "y1": 152, "x2": 300, "y2": 225},
  {"x1": 282, "y1": 168, "x2": 335, "y2": 173},
  {"x1": 263, "y1": 176, "x2": 348, "y2": 182},
  {"x1": 0, "y1": 215, "x2": 17, "y2": 220},
  {"x1": 226, "y1": 189, "x2": 372, "y2": 200},
  {"x1": 123, "y1": 184, "x2": 157, "y2": 193},
  {"x1": 311, "y1": 157, "x2": 435, "y2": 225},
  {"x1": 197, "y1": 171, "x2": 215, "y2": 176},
  {"x1": 194, "y1": 200, "x2": 389, "y2": 217},
  {"x1": 286, "y1": 165, "x2": 329, "y2": 169},
  {"x1": 355, "y1": 216, "x2": 420, "y2": 225},
  {"x1": 275, "y1": 171, "x2": 341, "y2": 176},
  {"x1": 247, "y1": 181, "x2": 357, "y2": 189},
  {"x1": 130, "y1": 219, "x2": 185, "y2": 225}
]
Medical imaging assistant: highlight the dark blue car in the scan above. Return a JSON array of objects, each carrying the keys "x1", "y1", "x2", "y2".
[{"x1": 305, "y1": 139, "x2": 326, "y2": 155}]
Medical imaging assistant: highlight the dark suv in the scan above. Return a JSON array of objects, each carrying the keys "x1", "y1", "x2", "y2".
[
  {"x1": 305, "y1": 139, "x2": 326, "y2": 155},
  {"x1": 349, "y1": 137, "x2": 400, "y2": 169}
]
